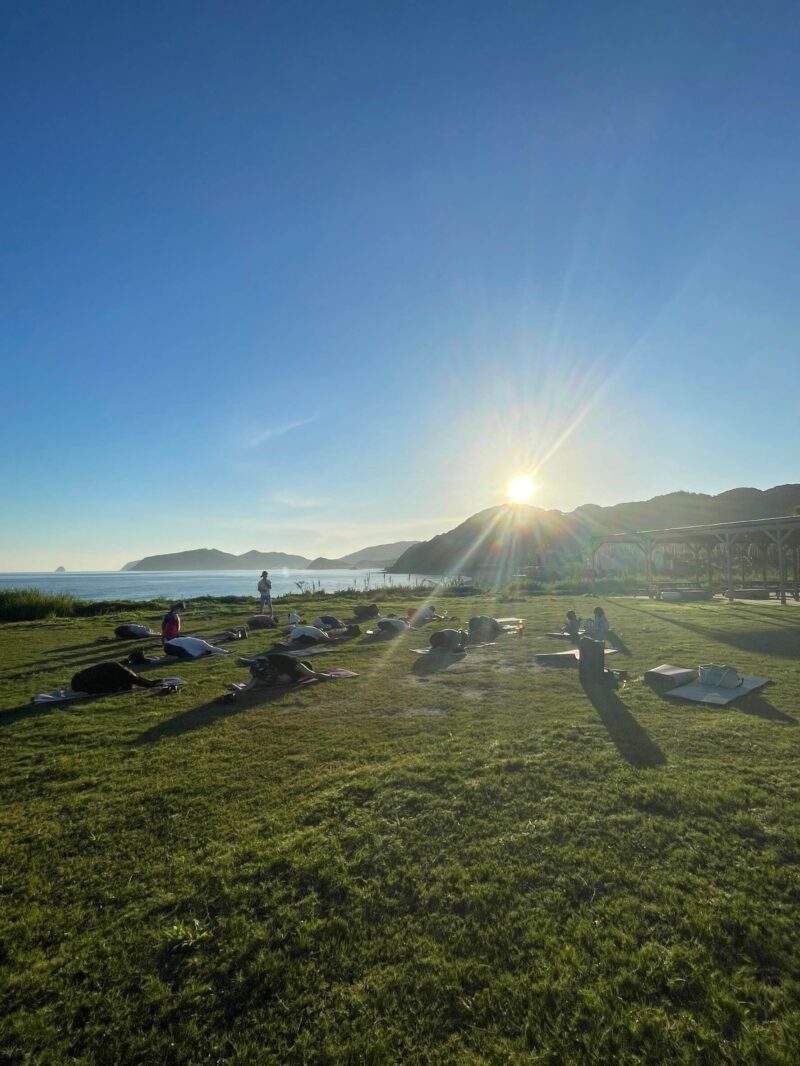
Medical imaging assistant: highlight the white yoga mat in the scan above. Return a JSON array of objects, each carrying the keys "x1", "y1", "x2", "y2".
[
  {"x1": 665, "y1": 675, "x2": 770, "y2": 706},
  {"x1": 535, "y1": 648, "x2": 618, "y2": 662}
]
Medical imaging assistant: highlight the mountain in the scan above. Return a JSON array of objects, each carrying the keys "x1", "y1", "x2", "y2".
[
  {"x1": 306, "y1": 557, "x2": 353, "y2": 570},
  {"x1": 389, "y1": 485, "x2": 800, "y2": 576},
  {"x1": 121, "y1": 540, "x2": 419, "y2": 572},
  {"x1": 124, "y1": 548, "x2": 310, "y2": 571},
  {"x1": 339, "y1": 541, "x2": 419, "y2": 568}
]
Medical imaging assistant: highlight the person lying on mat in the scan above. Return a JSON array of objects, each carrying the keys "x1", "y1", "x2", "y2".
[
  {"x1": 467, "y1": 616, "x2": 504, "y2": 641},
  {"x1": 114, "y1": 623, "x2": 158, "y2": 640},
  {"x1": 429, "y1": 628, "x2": 469, "y2": 652},
  {"x1": 562, "y1": 611, "x2": 582, "y2": 640},
  {"x1": 288, "y1": 624, "x2": 330, "y2": 645},
  {"x1": 234, "y1": 653, "x2": 333, "y2": 692},
  {"x1": 163, "y1": 636, "x2": 231, "y2": 659},
  {"x1": 72, "y1": 662, "x2": 162, "y2": 694},
  {"x1": 161, "y1": 602, "x2": 186, "y2": 645},
  {"x1": 313, "y1": 615, "x2": 344, "y2": 631},
  {"x1": 376, "y1": 616, "x2": 409, "y2": 637},
  {"x1": 585, "y1": 606, "x2": 610, "y2": 635},
  {"x1": 406, "y1": 605, "x2": 444, "y2": 627}
]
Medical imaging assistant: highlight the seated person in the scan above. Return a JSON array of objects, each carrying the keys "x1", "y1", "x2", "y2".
[
  {"x1": 562, "y1": 610, "x2": 582, "y2": 640},
  {"x1": 288, "y1": 624, "x2": 330, "y2": 645},
  {"x1": 163, "y1": 636, "x2": 231, "y2": 659},
  {"x1": 467, "y1": 616, "x2": 504, "y2": 641},
  {"x1": 288, "y1": 611, "x2": 303, "y2": 625},
  {"x1": 114, "y1": 623, "x2": 157, "y2": 640},
  {"x1": 234, "y1": 653, "x2": 332, "y2": 692},
  {"x1": 161, "y1": 602, "x2": 186, "y2": 645},
  {"x1": 376, "y1": 616, "x2": 409, "y2": 637},
  {"x1": 313, "y1": 615, "x2": 344, "y2": 631},
  {"x1": 429, "y1": 628, "x2": 469, "y2": 652},
  {"x1": 585, "y1": 606, "x2": 611, "y2": 635}
]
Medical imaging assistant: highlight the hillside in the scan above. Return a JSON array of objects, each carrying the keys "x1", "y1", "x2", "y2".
[
  {"x1": 122, "y1": 540, "x2": 418, "y2": 572},
  {"x1": 339, "y1": 541, "x2": 419, "y2": 567},
  {"x1": 390, "y1": 484, "x2": 800, "y2": 576},
  {"x1": 125, "y1": 548, "x2": 310, "y2": 571}
]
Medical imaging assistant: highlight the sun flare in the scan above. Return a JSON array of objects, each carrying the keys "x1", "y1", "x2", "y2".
[{"x1": 507, "y1": 475, "x2": 535, "y2": 505}]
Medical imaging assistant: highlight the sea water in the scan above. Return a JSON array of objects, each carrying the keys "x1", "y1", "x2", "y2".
[{"x1": 0, "y1": 570, "x2": 433, "y2": 603}]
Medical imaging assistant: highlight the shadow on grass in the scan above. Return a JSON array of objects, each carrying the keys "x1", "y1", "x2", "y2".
[
  {"x1": 605, "y1": 631, "x2": 631, "y2": 655},
  {"x1": 411, "y1": 651, "x2": 467, "y2": 677},
  {"x1": 737, "y1": 692, "x2": 797, "y2": 725},
  {"x1": 0, "y1": 704, "x2": 59, "y2": 727},
  {"x1": 581, "y1": 679, "x2": 667, "y2": 769},
  {"x1": 615, "y1": 601, "x2": 800, "y2": 659},
  {"x1": 133, "y1": 687, "x2": 303, "y2": 744}
]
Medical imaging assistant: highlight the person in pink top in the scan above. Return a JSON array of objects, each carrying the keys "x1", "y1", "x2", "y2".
[{"x1": 161, "y1": 602, "x2": 186, "y2": 645}]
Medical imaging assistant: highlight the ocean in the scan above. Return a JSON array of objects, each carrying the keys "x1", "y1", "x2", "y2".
[{"x1": 0, "y1": 569, "x2": 432, "y2": 603}]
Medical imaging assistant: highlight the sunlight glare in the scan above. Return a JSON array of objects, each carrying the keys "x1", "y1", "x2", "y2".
[{"x1": 507, "y1": 475, "x2": 535, "y2": 504}]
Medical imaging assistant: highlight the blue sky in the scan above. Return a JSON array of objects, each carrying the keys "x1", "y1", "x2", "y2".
[{"x1": 2, "y1": 1, "x2": 800, "y2": 569}]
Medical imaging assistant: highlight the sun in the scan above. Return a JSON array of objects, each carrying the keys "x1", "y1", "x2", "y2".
[{"x1": 507, "y1": 475, "x2": 535, "y2": 505}]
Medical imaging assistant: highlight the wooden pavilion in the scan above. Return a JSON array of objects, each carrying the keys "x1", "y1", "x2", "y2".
[{"x1": 590, "y1": 515, "x2": 800, "y2": 604}]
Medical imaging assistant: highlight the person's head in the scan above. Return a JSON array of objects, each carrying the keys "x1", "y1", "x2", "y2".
[
  {"x1": 594, "y1": 606, "x2": 606, "y2": 619},
  {"x1": 566, "y1": 610, "x2": 577, "y2": 622},
  {"x1": 171, "y1": 601, "x2": 186, "y2": 613},
  {"x1": 261, "y1": 570, "x2": 267, "y2": 578}
]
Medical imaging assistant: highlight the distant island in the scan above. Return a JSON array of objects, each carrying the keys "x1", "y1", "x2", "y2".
[
  {"x1": 121, "y1": 541, "x2": 419, "y2": 572},
  {"x1": 54, "y1": 566, "x2": 66, "y2": 573}
]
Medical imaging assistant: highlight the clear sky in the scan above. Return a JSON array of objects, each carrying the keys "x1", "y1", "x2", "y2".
[{"x1": 2, "y1": 1, "x2": 800, "y2": 570}]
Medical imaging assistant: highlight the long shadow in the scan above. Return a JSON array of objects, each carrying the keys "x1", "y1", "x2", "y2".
[
  {"x1": 605, "y1": 631, "x2": 632, "y2": 656},
  {"x1": 411, "y1": 651, "x2": 467, "y2": 677},
  {"x1": 614, "y1": 601, "x2": 800, "y2": 659},
  {"x1": 737, "y1": 692, "x2": 798, "y2": 725},
  {"x1": 0, "y1": 703, "x2": 59, "y2": 727},
  {"x1": 723, "y1": 605, "x2": 796, "y2": 628},
  {"x1": 581, "y1": 679, "x2": 667, "y2": 769},
  {"x1": 133, "y1": 687, "x2": 303, "y2": 744}
]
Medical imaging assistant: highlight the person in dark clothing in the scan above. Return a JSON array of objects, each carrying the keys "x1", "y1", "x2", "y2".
[
  {"x1": 563, "y1": 611, "x2": 582, "y2": 640},
  {"x1": 233, "y1": 653, "x2": 331, "y2": 693},
  {"x1": 467, "y1": 616, "x2": 503, "y2": 641},
  {"x1": 429, "y1": 629, "x2": 469, "y2": 652},
  {"x1": 71, "y1": 662, "x2": 160, "y2": 694}
]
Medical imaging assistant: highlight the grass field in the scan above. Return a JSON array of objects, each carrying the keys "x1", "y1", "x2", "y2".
[{"x1": 2, "y1": 594, "x2": 800, "y2": 1063}]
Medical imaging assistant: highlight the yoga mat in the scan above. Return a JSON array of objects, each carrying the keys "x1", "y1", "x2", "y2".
[
  {"x1": 410, "y1": 641, "x2": 495, "y2": 655},
  {"x1": 535, "y1": 648, "x2": 618, "y2": 662},
  {"x1": 32, "y1": 678, "x2": 186, "y2": 704},
  {"x1": 665, "y1": 675, "x2": 770, "y2": 706}
]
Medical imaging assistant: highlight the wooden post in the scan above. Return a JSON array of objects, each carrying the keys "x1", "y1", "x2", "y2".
[
  {"x1": 707, "y1": 543, "x2": 714, "y2": 595},
  {"x1": 740, "y1": 544, "x2": 746, "y2": 588},
  {"x1": 794, "y1": 545, "x2": 800, "y2": 602},
  {"x1": 762, "y1": 546, "x2": 768, "y2": 589},
  {"x1": 725, "y1": 534, "x2": 734, "y2": 602},
  {"x1": 777, "y1": 530, "x2": 787, "y2": 606},
  {"x1": 591, "y1": 544, "x2": 598, "y2": 592}
]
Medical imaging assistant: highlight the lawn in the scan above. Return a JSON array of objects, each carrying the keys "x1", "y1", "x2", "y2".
[{"x1": 1, "y1": 595, "x2": 799, "y2": 1064}]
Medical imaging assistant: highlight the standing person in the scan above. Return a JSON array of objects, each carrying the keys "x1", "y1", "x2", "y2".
[
  {"x1": 257, "y1": 571, "x2": 273, "y2": 616},
  {"x1": 161, "y1": 602, "x2": 185, "y2": 645}
]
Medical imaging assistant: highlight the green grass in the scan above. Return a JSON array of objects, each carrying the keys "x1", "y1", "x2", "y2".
[{"x1": 2, "y1": 595, "x2": 800, "y2": 1063}]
